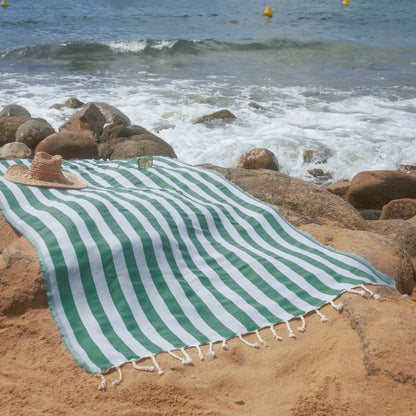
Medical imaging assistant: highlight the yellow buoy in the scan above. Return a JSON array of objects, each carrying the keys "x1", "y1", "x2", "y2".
[
  {"x1": 343, "y1": 0, "x2": 349, "y2": 6},
  {"x1": 1, "y1": 0, "x2": 9, "y2": 7},
  {"x1": 264, "y1": 6, "x2": 273, "y2": 18}
]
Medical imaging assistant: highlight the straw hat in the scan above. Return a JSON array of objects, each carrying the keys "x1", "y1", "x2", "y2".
[{"x1": 4, "y1": 152, "x2": 88, "y2": 189}]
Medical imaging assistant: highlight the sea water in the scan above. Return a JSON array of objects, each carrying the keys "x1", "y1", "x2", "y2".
[{"x1": 0, "y1": 0, "x2": 415, "y2": 184}]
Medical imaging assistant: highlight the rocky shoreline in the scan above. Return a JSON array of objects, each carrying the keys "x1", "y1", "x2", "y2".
[
  {"x1": 1, "y1": 99, "x2": 415, "y2": 299},
  {"x1": 0, "y1": 100, "x2": 415, "y2": 415}
]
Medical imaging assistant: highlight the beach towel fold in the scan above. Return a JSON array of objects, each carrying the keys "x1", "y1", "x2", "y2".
[{"x1": 0, "y1": 157, "x2": 395, "y2": 373}]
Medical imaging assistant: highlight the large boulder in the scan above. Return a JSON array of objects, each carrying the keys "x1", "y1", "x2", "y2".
[
  {"x1": 93, "y1": 102, "x2": 131, "y2": 129},
  {"x1": 0, "y1": 142, "x2": 33, "y2": 160},
  {"x1": 235, "y1": 148, "x2": 279, "y2": 171},
  {"x1": 0, "y1": 235, "x2": 46, "y2": 316},
  {"x1": 0, "y1": 104, "x2": 31, "y2": 118},
  {"x1": 0, "y1": 212, "x2": 45, "y2": 316},
  {"x1": 380, "y1": 198, "x2": 416, "y2": 221},
  {"x1": 366, "y1": 219, "x2": 416, "y2": 258},
  {"x1": 100, "y1": 124, "x2": 151, "y2": 143},
  {"x1": 59, "y1": 102, "x2": 106, "y2": 141},
  {"x1": 15, "y1": 118, "x2": 55, "y2": 150},
  {"x1": 323, "y1": 179, "x2": 351, "y2": 199},
  {"x1": 200, "y1": 165, "x2": 366, "y2": 230},
  {"x1": 0, "y1": 116, "x2": 31, "y2": 146},
  {"x1": 348, "y1": 170, "x2": 416, "y2": 210},
  {"x1": 342, "y1": 287, "x2": 416, "y2": 385},
  {"x1": 98, "y1": 134, "x2": 177, "y2": 160},
  {"x1": 193, "y1": 109, "x2": 236, "y2": 125},
  {"x1": 299, "y1": 223, "x2": 416, "y2": 295},
  {"x1": 36, "y1": 131, "x2": 98, "y2": 160}
]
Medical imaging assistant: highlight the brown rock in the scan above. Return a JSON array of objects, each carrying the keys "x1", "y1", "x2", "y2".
[
  {"x1": 408, "y1": 215, "x2": 416, "y2": 228},
  {"x1": 0, "y1": 116, "x2": 31, "y2": 146},
  {"x1": 0, "y1": 211, "x2": 21, "y2": 251},
  {"x1": 155, "y1": 124, "x2": 174, "y2": 133},
  {"x1": 100, "y1": 124, "x2": 151, "y2": 143},
  {"x1": 161, "y1": 112, "x2": 177, "y2": 119},
  {"x1": 324, "y1": 179, "x2": 351, "y2": 199},
  {"x1": 0, "y1": 104, "x2": 31, "y2": 118},
  {"x1": 248, "y1": 102, "x2": 265, "y2": 110},
  {"x1": 93, "y1": 102, "x2": 131, "y2": 128},
  {"x1": 59, "y1": 102, "x2": 106, "y2": 141},
  {"x1": 99, "y1": 134, "x2": 177, "y2": 160},
  {"x1": 307, "y1": 168, "x2": 332, "y2": 184},
  {"x1": 380, "y1": 198, "x2": 416, "y2": 220},
  {"x1": 235, "y1": 148, "x2": 279, "y2": 171},
  {"x1": 348, "y1": 170, "x2": 416, "y2": 210},
  {"x1": 366, "y1": 218, "x2": 416, "y2": 258},
  {"x1": 276, "y1": 206, "x2": 314, "y2": 228},
  {"x1": 15, "y1": 118, "x2": 55, "y2": 150},
  {"x1": 342, "y1": 287, "x2": 416, "y2": 385},
  {"x1": 299, "y1": 223, "x2": 416, "y2": 295},
  {"x1": 0, "y1": 142, "x2": 33, "y2": 160},
  {"x1": 64, "y1": 97, "x2": 84, "y2": 109},
  {"x1": 193, "y1": 109, "x2": 236, "y2": 124},
  {"x1": 36, "y1": 130, "x2": 98, "y2": 160},
  {"x1": 200, "y1": 165, "x2": 366, "y2": 230},
  {"x1": 303, "y1": 146, "x2": 331, "y2": 164},
  {"x1": 0, "y1": 234, "x2": 46, "y2": 316},
  {"x1": 49, "y1": 103, "x2": 64, "y2": 110}
]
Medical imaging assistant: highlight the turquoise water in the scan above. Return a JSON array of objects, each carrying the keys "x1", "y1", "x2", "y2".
[{"x1": 0, "y1": 0, "x2": 415, "y2": 182}]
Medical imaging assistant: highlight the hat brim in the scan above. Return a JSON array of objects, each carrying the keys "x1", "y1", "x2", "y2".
[{"x1": 4, "y1": 164, "x2": 88, "y2": 190}]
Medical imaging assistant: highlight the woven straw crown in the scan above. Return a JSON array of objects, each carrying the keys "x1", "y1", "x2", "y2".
[{"x1": 4, "y1": 152, "x2": 87, "y2": 189}]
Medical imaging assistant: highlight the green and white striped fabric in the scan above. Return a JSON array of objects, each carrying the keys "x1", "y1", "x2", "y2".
[{"x1": 0, "y1": 157, "x2": 394, "y2": 373}]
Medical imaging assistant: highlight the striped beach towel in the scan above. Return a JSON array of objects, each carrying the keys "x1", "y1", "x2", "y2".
[{"x1": 0, "y1": 157, "x2": 394, "y2": 374}]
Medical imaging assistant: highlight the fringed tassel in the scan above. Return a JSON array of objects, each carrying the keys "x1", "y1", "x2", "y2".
[
  {"x1": 360, "y1": 285, "x2": 380, "y2": 300},
  {"x1": 206, "y1": 341, "x2": 216, "y2": 358},
  {"x1": 347, "y1": 288, "x2": 365, "y2": 297},
  {"x1": 238, "y1": 334, "x2": 260, "y2": 348},
  {"x1": 270, "y1": 324, "x2": 282, "y2": 341},
  {"x1": 196, "y1": 345, "x2": 205, "y2": 361},
  {"x1": 97, "y1": 373, "x2": 107, "y2": 391},
  {"x1": 168, "y1": 348, "x2": 192, "y2": 365},
  {"x1": 112, "y1": 367, "x2": 123, "y2": 387},
  {"x1": 330, "y1": 300, "x2": 344, "y2": 311},
  {"x1": 168, "y1": 349, "x2": 185, "y2": 363},
  {"x1": 285, "y1": 320, "x2": 296, "y2": 338},
  {"x1": 131, "y1": 359, "x2": 154, "y2": 372},
  {"x1": 297, "y1": 315, "x2": 306, "y2": 332},
  {"x1": 315, "y1": 309, "x2": 328, "y2": 323},
  {"x1": 255, "y1": 329, "x2": 269, "y2": 347},
  {"x1": 181, "y1": 347, "x2": 193, "y2": 364},
  {"x1": 151, "y1": 354, "x2": 164, "y2": 375},
  {"x1": 222, "y1": 339, "x2": 229, "y2": 351}
]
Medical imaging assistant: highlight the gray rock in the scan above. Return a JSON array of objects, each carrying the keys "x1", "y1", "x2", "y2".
[
  {"x1": 0, "y1": 104, "x2": 31, "y2": 118},
  {"x1": 15, "y1": 118, "x2": 55, "y2": 150},
  {"x1": 0, "y1": 142, "x2": 33, "y2": 160}
]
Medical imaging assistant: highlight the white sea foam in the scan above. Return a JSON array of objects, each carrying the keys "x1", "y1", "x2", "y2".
[{"x1": 106, "y1": 40, "x2": 177, "y2": 53}]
